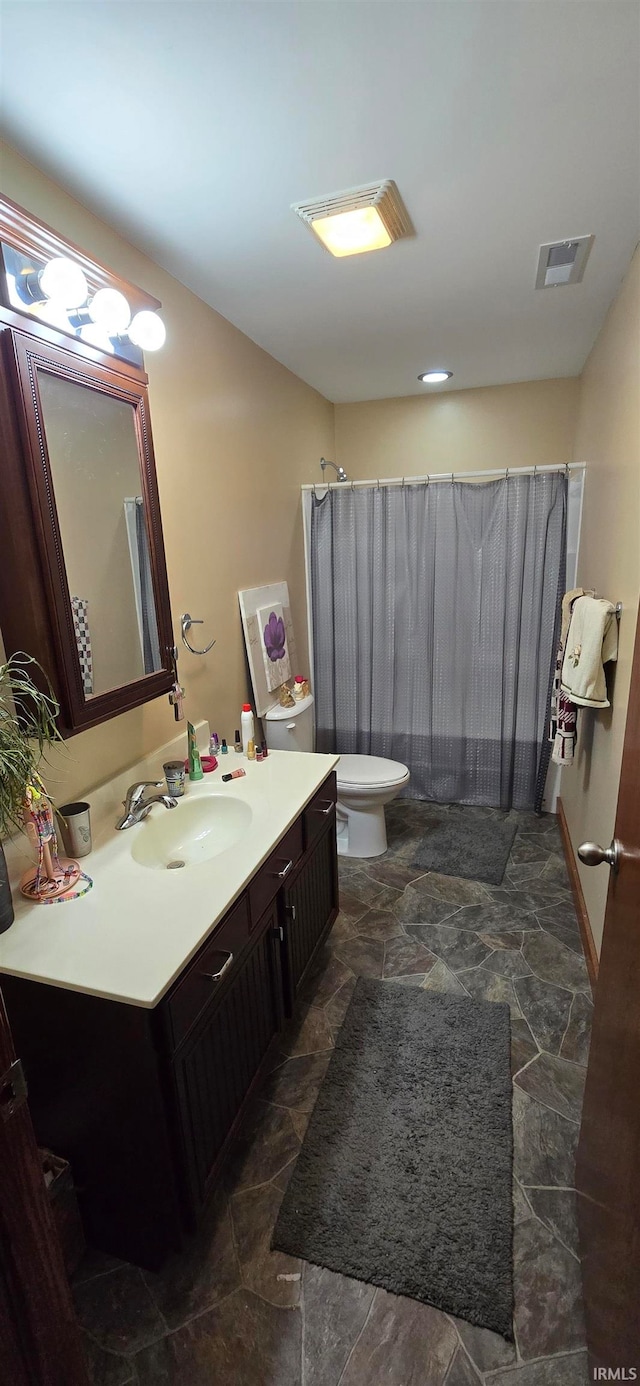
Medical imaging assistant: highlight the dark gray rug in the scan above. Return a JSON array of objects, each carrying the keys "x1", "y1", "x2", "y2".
[
  {"x1": 410, "y1": 808, "x2": 518, "y2": 884},
  {"x1": 272, "y1": 978, "x2": 514, "y2": 1339}
]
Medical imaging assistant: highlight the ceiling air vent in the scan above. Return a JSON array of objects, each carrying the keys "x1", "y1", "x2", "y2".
[{"x1": 535, "y1": 236, "x2": 594, "y2": 288}]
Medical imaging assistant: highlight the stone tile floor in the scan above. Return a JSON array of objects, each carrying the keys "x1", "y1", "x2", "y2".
[{"x1": 73, "y1": 802, "x2": 591, "y2": 1385}]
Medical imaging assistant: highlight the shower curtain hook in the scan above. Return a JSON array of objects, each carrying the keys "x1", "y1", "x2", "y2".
[
  {"x1": 451, "y1": 472, "x2": 454, "y2": 486},
  {"x1": 506, "y1": 467, "x2": 509, "y2": 480},
  {"x1": 401, "y1": 476, "x2": 406, "y2": 489},
  {"x1": 350, "y1": 477, "x2": 355, "y2": 492}
]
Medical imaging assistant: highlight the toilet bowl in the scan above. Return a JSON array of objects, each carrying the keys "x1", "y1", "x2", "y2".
[
  {"x1": 334, "y1": 754, "x2": 410, "y2": 857},
  {"x1": 263, "y1": 695, "x2": 410, "y2": 858}
]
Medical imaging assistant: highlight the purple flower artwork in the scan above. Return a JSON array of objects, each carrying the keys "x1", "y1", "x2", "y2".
[
  {"x1": 263, "y1": 611, "x2": 286, "y2": 662},
  {"x1": 256, "y1": 597, "x2": 292, "y2": 692}
]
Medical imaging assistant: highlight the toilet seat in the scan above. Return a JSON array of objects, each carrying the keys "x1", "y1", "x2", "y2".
[{"x1": 337, "y1": 754, "x2": 410, "y2": 791}]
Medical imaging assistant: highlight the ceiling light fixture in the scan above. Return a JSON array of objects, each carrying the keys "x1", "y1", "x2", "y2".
[
  {"x1": 292, "y1": 180, "x2": 414, "y2": 258},
  {"x1": 418, "y1": 370, "x2": 453, "y2": 385}
]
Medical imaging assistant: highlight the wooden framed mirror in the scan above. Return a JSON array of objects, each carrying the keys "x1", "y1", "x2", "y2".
[{"x1": 0, "y1": 328, "x2": 174, "y2": 733}]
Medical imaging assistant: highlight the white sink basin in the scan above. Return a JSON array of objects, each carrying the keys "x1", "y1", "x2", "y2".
[{"x1": 131, "y1": 795, "x2": 252, "y2": 870}]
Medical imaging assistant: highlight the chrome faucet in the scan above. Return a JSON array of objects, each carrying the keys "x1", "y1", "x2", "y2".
[{"x1": 115, "y1": 781, "x2": 178, "y2": 831}]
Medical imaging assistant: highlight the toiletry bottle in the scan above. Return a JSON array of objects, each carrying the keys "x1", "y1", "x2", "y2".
[
  {"x1": 209, "y1": 731, "x2": 220, "y2": 757},
  {"x1": 220, "y1": 738, "x2": 228, "y2": 755},
  {"x1": 262, "y1": 740, "x2": 269, "y2": 759},
  {"x1": 222, "y1": 768, "x2": 246, "y2": 782},
  {"x1": 187, "y1": 722, "x2": 204, "y2": 781},
  {"x1": 247, "y1": 739, "x2": 256, "y2": 761},
  {"x1": 234, "y1": 729, "x2": 242, "y2": 754},
  {"x1": 256, "y1": 743, "x2": 264, "y2": 762},
  {"x1": 241, "y1": 704, "x2": 254, "y2": 754}
]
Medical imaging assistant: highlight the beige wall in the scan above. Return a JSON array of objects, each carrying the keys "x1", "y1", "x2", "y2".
[
  {"x1": 334, "y1": 378, "x2": 580, "y2": 480},
  {"x1": 561, "y1": 247, "x2": 640, "y2": 954},
  {"x1": 0, "y1": 141, "x2": 335, "y2": 802}
]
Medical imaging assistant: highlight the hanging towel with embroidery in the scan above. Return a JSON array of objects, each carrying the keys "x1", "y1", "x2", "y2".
[
  {"x1": 71, "y1": 596, "x2": 93, "y2": 696},
  {"x1": 561, "y1": 595, "x2": 618, "y2": 709},
  {"x1": 550, "y1": 588, "x2": 584, "y2": 764}
]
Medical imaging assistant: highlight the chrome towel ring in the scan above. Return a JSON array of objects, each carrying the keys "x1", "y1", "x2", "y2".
[{"x1": 180, "y1": 613, "x2": 216, "y2": 655}]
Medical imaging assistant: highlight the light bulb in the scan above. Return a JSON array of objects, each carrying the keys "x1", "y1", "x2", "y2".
[
  {"x1": 128, "y1": 310, "x2": 166, "y2": 351},
  {"x1": 89, "y1": 287, "x2": 131, "y2": 334},
  {"x1": 80, "y1": 322, "x2": 115, "y2": 353},
  {"x1": 39, "y1": 257, "x2": 88, "y2": 308}
]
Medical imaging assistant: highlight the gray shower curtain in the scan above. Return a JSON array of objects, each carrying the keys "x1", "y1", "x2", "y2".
[{"x1": 310, "y1": 472, "x2": 566, "y2": 811}]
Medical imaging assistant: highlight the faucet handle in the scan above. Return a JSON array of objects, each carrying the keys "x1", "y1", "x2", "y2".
[{"x1": 123, "y1": 780, "x2": 162, "y2": 809}]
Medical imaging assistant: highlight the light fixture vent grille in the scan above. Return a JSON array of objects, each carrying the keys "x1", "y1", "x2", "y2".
[
  {"x1": 535, "y1": 235, "x2": 594, "y2": 288},
  {"x1": 292, "y1": 180, "x2": 414, "y2": 244}
]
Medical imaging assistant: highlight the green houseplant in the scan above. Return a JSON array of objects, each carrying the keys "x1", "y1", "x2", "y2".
[{"x1": 0, "y1": 653, "x2": 61, "y2": 931}]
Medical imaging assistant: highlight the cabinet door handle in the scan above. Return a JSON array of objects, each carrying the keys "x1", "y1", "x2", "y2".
[
  {"x1": 201, "y1": 952, "x2": 234, "y2": 982},
  {"x1": 311, "y1": 800, "x2": 334, "y2": 816},
  {"x1": 272, "y1": 859, "x2": 293, "y2": 880}
]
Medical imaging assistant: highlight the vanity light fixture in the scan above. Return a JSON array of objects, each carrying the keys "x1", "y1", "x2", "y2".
[
  {"x1": 128, "y1": 309, "x2": 167, "y2": 351},
  {"x1": 38, "y1": 256, "x2": 89, "y2": 308},
  {"x1": 418, "y1": 370, "x2": 453, "y2": 385},
  {"x1": 16, "y1": 254, "x2": 89, "y2": 309},
  {"x1": 88, "y1": 286, "x2": 131, "y2": 335},
  {"x1": 292, "y1": 181, "x2": 414, "y2": 258},
  {"x1": 0, "y1": 195, "x2": 167, "y2": 360}
]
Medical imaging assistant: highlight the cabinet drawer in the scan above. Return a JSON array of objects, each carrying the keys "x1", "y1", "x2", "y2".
[
  {"x1": 304, "y1": 774, "x2": 337, "y2": 849},
  {"x1": 167, "y1": 894, "x2": 250, "y2": 1050},
  {"x1": 249, "y1": 818, "x2": 304, "y2": 928}
]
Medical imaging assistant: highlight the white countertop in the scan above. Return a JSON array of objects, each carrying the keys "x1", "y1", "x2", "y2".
[{"x1": 0, "y1": 746, "x2": 338, "y2": 1009}]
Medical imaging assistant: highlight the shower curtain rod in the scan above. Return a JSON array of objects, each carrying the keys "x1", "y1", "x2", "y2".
[{"x1": 302, "y1": 461, "x2": 586, "y2": 491}]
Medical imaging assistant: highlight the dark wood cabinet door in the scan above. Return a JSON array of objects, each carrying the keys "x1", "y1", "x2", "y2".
[
  {"x1": 281, "y1": 819, "x2": 339, "y2": 1014},
  {"x1": 172, "y1": 903, "x2": 283, "y2": 1218}
]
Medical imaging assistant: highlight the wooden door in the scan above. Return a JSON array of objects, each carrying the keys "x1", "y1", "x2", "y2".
[
  {"x1": 0, "y1": 991, "x2": 89, "y2": 1385},
  {"x1": 576, "y1": 613, "x2": 640, "y2": 1373}
]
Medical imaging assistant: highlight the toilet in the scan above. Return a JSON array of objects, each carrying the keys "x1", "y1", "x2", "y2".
[{"x1": 263, "y1": 694, "x2": 410, "y2": 857}]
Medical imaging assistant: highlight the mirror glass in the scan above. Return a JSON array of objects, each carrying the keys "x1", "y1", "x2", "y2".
[{"x1": 36, "y1": 369, "x2": 162, "y2": 699}]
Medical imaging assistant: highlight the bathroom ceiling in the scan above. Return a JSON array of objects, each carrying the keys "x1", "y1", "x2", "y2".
[{"x1": 1, "y1": 1, "x2": 638, "y2": 403}]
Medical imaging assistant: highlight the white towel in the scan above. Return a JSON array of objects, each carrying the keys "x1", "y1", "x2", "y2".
[{"x1": 560, "y1": 595, "x2": 618, "y2": 708}]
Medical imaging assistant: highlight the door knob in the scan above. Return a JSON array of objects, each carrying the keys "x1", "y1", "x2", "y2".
[{"x1": 578, "y1": 840, "x2": 621, "y2": 872}]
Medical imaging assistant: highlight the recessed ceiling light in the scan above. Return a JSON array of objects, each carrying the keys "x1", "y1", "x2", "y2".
[
  {"x1": 418, "y1": 370, "x2": 453, "y2": 384},
  {"x1": 292, "y1": 180, "x2": 413, "y2": 258}
]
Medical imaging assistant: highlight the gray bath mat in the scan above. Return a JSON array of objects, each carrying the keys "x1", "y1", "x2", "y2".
[
  {"x1": 411, "y1": 808, "x2": 518, "y2": 884},
  {"x1": 272, "y1": 978, "x2": 514, "y2": 1339}
]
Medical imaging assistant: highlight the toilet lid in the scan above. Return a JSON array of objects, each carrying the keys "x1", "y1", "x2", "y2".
[{"x1": 337, "y1": 754, "x2": 410, "y2": 789}]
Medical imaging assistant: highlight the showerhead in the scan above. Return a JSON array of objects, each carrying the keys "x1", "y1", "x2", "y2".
[{"x1": 320, "y1": 457, "x2": 349, "y2": 483}]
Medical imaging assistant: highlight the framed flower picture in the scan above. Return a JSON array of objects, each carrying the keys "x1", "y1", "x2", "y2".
[
  {"x1": 257, "y1": 601, "x2": 291, "y2": 690},
  {"x1": 238, "y1": 582, "x2": 299, "y2": 716}
]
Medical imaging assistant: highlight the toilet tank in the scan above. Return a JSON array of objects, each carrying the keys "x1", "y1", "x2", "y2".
[{"x1": 264, "y1": 693, "x2": 314, "y2": 752}]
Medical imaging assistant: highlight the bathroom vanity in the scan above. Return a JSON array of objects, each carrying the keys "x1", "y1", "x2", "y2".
[{"x1": 0, "y1": 752, "x2": 339, "y2": 1269}]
